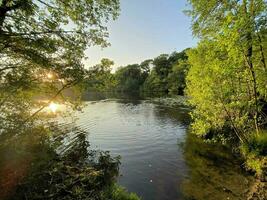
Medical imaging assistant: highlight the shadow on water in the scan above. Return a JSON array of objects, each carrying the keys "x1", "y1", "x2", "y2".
[
  {"x1": 153, "y1": 105, "x2": 191, "y2": 127},
  {"x1": 0, "y1": 123, "x2": 121, "y2": 200},
  {"x1": 180, "y1": 133, "x2": 254, "y2": 200}
]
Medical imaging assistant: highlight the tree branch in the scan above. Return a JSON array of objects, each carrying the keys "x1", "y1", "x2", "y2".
[
  {"x1": 35, "y1": 0, "x2": 59, "y2": 10},
  {"x1": 23, "y1": 80, "x2": 78, "y2": 124},
  {"x1": 0, "y1": 65, "x2": 17, "y2": 72},
  {"x1": 0, "y1": 0, "x2": 24, "y2": 30},
  {"x1": 2, "y1": 30, "x2": 83, "y2": 37}
]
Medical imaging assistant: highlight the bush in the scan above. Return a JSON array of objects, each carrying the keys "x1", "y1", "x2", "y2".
[
  {"x1": 0, "y1": 125, "x2": 139, "y2": 200},
  {"x1": 107, "y1": 184, "x2": 141, "y2": 200},
  {"x1": 240, "y1": 131, "x2": 267, "y2": 176},
  {"x1": 241, "y1": 132, "x2": 267, "y2": 157}
]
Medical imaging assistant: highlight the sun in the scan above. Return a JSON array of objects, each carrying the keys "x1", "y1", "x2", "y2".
[
  {"x1": 49, "y1": 102, "x2": 58, "y2": 113},
  {"x1": 47, "y1": 73, "x2": 53, "y2": 79}
]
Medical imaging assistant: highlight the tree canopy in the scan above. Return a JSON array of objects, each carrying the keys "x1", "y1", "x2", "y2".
[
  {"x1": 115, "y1": 64, "x2": 148, "y2": 92},
  {"x1": 0, "y1": 0, "x2": 120, "y2": 133},
  {"x1": 86, "y1": 58, "x2": 116, "y2": 91},
  {"x1": 85, "y1": 49, "x2": 190, "y2": 95},
  {"x1": 186, "y1": 0, "x2": 267, "y2": 141},
  {"x1": 0, "y1": 1, "x2": 142, "y2": 200},
  {"x1": 143, "y1": 49, "x2": 190, "y2": 95}
]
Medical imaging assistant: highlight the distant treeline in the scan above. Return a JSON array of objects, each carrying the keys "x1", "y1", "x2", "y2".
[{"x1": 85, "y1": 48, "x2": 190, "y2": 95}]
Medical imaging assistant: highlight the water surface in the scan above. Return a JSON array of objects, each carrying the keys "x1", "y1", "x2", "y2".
[{"x1": 64, "y1": 99, "x2": 253, "y2": 200}]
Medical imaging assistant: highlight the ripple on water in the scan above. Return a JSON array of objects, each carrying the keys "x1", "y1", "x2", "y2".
[{"x1": 58, "y1": 100, "x2": 253, "y2": 200}]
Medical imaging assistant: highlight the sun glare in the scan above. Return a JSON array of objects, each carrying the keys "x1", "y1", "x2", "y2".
[
  {"x1": 49, "y1": 102, "x2": 58, "y2": 113},
  {"x1": 47, "y1": 73, "x2": 53, "y2": 79}
]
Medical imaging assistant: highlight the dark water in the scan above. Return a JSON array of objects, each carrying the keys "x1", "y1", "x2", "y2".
[{"x1": 63, "y1": 99, "x2": 253, "y2": 200}]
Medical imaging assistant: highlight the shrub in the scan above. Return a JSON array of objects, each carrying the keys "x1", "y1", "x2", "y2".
[
  {"x1": 240, "y1": 131, "x2": 267, "y2": 176},
  {"x1": 241, "y1": 132, "x2": 267, "y2": 157},
  {"x1": 107, "y1": 184, "x2": 141, "y2": 200}
]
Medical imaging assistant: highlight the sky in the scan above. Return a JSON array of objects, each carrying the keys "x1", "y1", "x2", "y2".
[{"x1": 84, "y1": 0, "x2": 197, "y2": 70}]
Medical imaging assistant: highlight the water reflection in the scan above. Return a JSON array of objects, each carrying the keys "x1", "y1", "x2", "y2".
[
  {"x1": 0, "y1": 122, "x2": 120, "y2": 200},
  {"x1": 32, "y1": 100, "x2": 66, "y2": 114},
  {"x1": 72, "y1": 99, "x2": 255, "y2": 200},
  {"x1": 153, "y1": 105, "x2": 191, "y2": 127},
  {"x1": 73, "y1": 100, "x2": 189, "y2": 199},
  {"x1": 1, "y1": 97, "x2": 256, "y2": 200},
  {"x1": 181, "y1": 133, "x2": 253, "y2": 200},
  {"x1": 0, "y1": 124, "x2": 88, "y2": 199}
]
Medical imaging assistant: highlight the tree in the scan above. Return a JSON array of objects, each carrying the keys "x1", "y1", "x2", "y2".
[
  {"x1": 0, "y1": 0, "x2": 120, "y2": 134},
  {"x1": 143, "y1": 55, "x2": 170, "y2": 93},
  {"x1": 143, "y1": 50, "x2": 190, "y2": 94},
  {"x1": 153, "y1": 54, "x2": 170, "y2": 79},
  {"x1": 186, "y1": 0, "x2": 267, "y2": 141},
  {"x1": 167, "y1": 50, "x2": 189, "y2": 95},
  {"x1": 168, "y1": 60, "x2": 189, "y2": 95},
  {"x1": 0, "y1": 1, "x2": 141, "y2": 199},
  {"x1": 86, "y1": 58, "x2": 116, "y2": 91},
  {"x1": 140, "y1": 59, "x2": 153, "y2": 81},
  {"x1": 143, "y1": 70, "x2": 163, "y2": 93},
  {"x1": 115, "y1": 64, "x2": 146, "y2": 92}
]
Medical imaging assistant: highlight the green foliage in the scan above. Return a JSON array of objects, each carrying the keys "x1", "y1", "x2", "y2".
[
  {"x1": 240, "y1": 131, "x2": 267, "y2": 176},
  {"x1": 115, "y1": 64, "x2": 147, "y2": 92},
  {"x1": 244, "y1": 155, "x2": 267, "y2": 176},
  {"x1": 0, "y1": 1, "x2": 140, "y2": 200},
  {"x1": 0, "y1": 123, "x2": 137, "y2": 200},
  {"x1": 85, "y1": 49, "x2": 190, "y2": 95},
  {"x1": 106, "y1": 184, "x2": 140, "y2": 200},
  {"x1": 86, "y1": 58, "x2": 117, "y2": 91},
  {"x1": 186, "y1": 0, "x2": 267, "y2": 141},
  {"x1": 143, "y1": 49, "x2": 190, "y2": 94},
  {"x1": 143, "y1": 54, "x2": 170, "y2": 93},
  {"x1": 168, "y1": 60, "x2": 189, "y2": 95},
  {"x1": 0, "y1": 0, "x2": 120, "y2": 133},
  {"x1": 153, "y1": 54, "x2": 170, "y2": 80},
  {"x1": 143, "y1": 70, "x2": 163, "y2": 93},
  {"x1": 240, "y1": 133, "x2": 267, "y2": 157}
]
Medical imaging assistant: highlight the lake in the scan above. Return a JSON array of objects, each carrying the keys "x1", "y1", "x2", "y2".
[{"x1": 59, "y1": 98, "x2": 254, "y2": 200}]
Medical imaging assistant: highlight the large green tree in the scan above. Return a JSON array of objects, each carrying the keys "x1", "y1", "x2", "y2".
[
  {"x1": 115, "y1": 64, "x2": 146, "y2": 92},
  {"x1": 143, "y1": 50, "x2": 189, "y2": 95},
  {"x1": 186, "y1": 0, "x2": 267, "y2": 141},
  {"x1": 0, "y1": 0, "x2": 120, "y2": 134},
  {"x1": 0, "y1": 1, "x2": 141, "y2": 200},
  {"x1": 86, "y1": 58, "x2": 116, "y2": 91},
  {"x1": 167, "y1": 50, "x2": 189, "y2": 95}
]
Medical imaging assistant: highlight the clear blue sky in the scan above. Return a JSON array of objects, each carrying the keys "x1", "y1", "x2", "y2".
[{"x1": 85, "y1": 0, "x2": 197, "y2": 69}]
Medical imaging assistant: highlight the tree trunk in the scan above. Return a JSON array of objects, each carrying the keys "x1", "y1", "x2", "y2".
[{"x1": 243, "y1": 0, "x2": 259, "y2": 134}]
